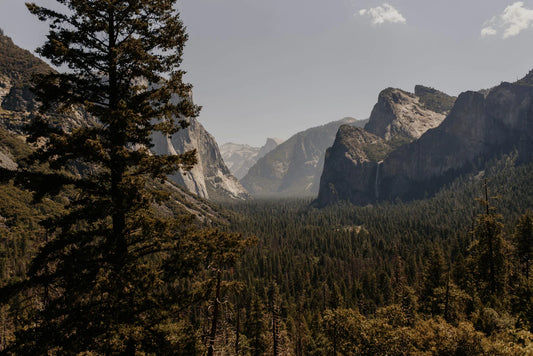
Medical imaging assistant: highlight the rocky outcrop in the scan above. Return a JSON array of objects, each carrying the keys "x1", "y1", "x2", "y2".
[
  {"x1": 221, "y1": 138, "x2": 283, "y2": 180},
  {"x1": 152, "y1": 118, "x2": 249, "y2": 202},
  {"x1": 317, "y1": 80, "x2": 533, "y2": 206},
  {"x1": 317, "y1": 86, "x2": 454, "y2": 206},
  {"x1": 241, "y1": 118, "x2": 367, "y2": 197},
  {"x1": 377, "y1": 82, "x2": 533, "y2": 202},
  {"x1": 414, "y1": 85, "x2": 456, "y2": 114},
  {"x1": 364, "y1": 87, "x2": 453, "y2": 145},
  {"x1": 0, "y1": 32, "x2": 94, "y2": 133},
  {"x1": 315, "y1": 126, "x2": 391, "y2": 206},
  {"x1": 0, "y1": 150, "x2": 17, "y2": 170},
  {"x1": 0, "y1": 32, "x2": 50, "y2": 113}
]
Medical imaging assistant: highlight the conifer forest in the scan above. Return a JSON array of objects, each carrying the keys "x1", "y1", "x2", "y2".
[{"x1": 1, "y1": 0, "x2": 533, "y2": 355}]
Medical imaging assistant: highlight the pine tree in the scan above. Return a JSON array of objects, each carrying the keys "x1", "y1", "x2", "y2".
[
  {"x1": 514, "y1": 212, "x2": 533, "y2": 281},
  {"x1": 471, "y1": 183, "x2": 507, "y2": 306},
  {"x1": 268, "y1": 281, "x2": 282, "y2": 356},
  {"x1": 0, "y1": 0, "x2": 249, "y2": 354},
  {"x1": 510, "y1": 212, "x2": 533, "y2": 330},
  {"x1": 248, "y1": 294, "x2": 267, "y2": 356},
  {"x1": 419, "y1": 248, "x2": 446, "y2": 315}
]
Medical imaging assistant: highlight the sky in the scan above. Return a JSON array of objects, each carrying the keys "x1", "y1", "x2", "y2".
[{"x1": 2, "y1": 1, "x2": 533, "y2": 146}]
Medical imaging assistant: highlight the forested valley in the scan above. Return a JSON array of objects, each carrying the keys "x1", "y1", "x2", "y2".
[
  {"x1": 212, "y1": 154, "x2": 533, "y2": 355},
  {"x1": 5, "y1": 140, "x2": 533, "y2": 354},
  {"x1": 1, "y1": 0, "x2": 533, "y2": 354}
]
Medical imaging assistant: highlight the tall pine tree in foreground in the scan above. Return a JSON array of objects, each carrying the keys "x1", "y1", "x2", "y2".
[
  {"x1": 0, "y1": 0, "x2": 248, "y2": 354},
  {"x1": 470, "y1": 183, "x2": 507, "y2": 307}
]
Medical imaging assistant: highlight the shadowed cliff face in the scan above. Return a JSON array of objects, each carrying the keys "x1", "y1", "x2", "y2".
[
  {"x1": 315, "y1": 126, "x2": 391, "y2": 206},
  {"x1": 378, "y1": 83, "x2": 533, "y2": 201},
  {"x1": 241, "y1": 118, "x2": 367, "y2": 198},
  {"x1": 317, "y1": 81, "x2": 533, "y2": 207},
  {"x1": 316, "y1": 86, "x2": 454, "y2": 206}
]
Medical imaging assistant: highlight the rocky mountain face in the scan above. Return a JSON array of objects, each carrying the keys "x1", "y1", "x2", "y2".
[
  {"x1": 317, "y1": 126, "x2": 391, "y2": 206},
  {"x1": 0, "y1": 31, "x2": 246, "y2": 206},
  {"x1": 363, "y1": 87, "x2": 453, "y2": 145},
  {"x1": 221, "y1": 138, "x2": 283, "y2": 180},
  {"x1": 317, "y1": 80, "x2": 533, "y2": 206},
  {"x1": 0, "y1": 31, "x2": 51, "y2": 132},
  {"x1": 241, "y1": 117, "x2": 367, "y2": 197},
  {"x1": 0, "y1": 32, "x2": 49, "y2": 171},
  {"x1": 220, "y1": 143, "x2": 260, "y2": 180},
  {"x1": 316, "y1": 85, "x2": 455, "y2": 206},
  {"x1": 151, "y1": 118, "x2": 249, "y2": 201}
]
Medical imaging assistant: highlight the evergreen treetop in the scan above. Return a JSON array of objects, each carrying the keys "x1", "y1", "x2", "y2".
[{"x1": 0, "y1": 0, "x2": 226, "y2": 354}]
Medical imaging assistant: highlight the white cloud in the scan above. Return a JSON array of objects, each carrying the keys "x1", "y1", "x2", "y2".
[
  {"x1": 358, "y1": 4, "x2": 406, "y2": 25},
  {"x1": 480, "y1": 26, "x2": 497, "y2": 37},
  {"x1": 481, "y1": 2, "x2": 533, "y2": 39}
]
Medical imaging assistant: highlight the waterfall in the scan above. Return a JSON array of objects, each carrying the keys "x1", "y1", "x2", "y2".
[{"x1": 375, "y1": 161, "x2": 382, "y2": 201}]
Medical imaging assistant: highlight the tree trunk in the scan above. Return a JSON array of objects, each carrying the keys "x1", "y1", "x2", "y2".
[
  {"x1": 235, "y1": 308, "x2": 240, "y2": 355},
  {"x1": 207, "y1": 270, "x2": 222, "y2": 356}
]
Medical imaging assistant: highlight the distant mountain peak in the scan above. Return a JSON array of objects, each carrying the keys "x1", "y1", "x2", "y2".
[
  {"x1": 241, "y1": 117, "x2": 367, "y2": 198},
  {"x1": 265, "y1": 137, "x2": 284, "y2": 145},
  {"x1": 258, "y1": 137, "x2": 283, "y2": 159},
  {"x1": 516, "y1": 69, "x2": 533, "y2": 86},
  {"x1": 220, "y1": 137, "x2": 284, "y2": 180}
]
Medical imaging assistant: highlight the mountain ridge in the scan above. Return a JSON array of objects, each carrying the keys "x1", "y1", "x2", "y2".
[
  {"x1": 241, "y1": 117, "x2": 367, "y2": 197},
  {"x1": 0, "y1": 31, "x2": 245, "y2": 206},
  {"x1": 221, "y1": 137, "x2": 283, "y2": 180},
  {"x1": 316, "y1": 77, "x2": 533, "y2": 207}
]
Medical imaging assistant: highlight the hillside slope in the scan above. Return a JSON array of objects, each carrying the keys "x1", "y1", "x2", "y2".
[{"x1": 241, "y1": 118, "x2": 367, "y2": 197}]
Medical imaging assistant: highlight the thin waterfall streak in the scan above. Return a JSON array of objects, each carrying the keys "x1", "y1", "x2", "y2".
[{"x1": 375, "y1": 161, "x2": 382, "y2": 201}]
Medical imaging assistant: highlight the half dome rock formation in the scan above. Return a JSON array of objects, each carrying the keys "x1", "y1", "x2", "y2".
[
  {"x1": 257, "y1": 137, "x2": 284, "y2": 159},
  {"x1": 221, "y1": 137, "x2": 283, "y2": 180},
  {"x1": 316, "y1": 79, "x2": 533, "y2": 207},
  {"x1": 241, "y1": 118, "x2": 367, "y2": 197},
  {"x1": 151, "y1": 118, "x2": 249, "y2": 202}
]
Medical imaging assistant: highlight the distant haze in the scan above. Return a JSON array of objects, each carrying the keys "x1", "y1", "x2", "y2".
[{"x1": 2, "y1": 0, "x2": 533, "y2": 146}]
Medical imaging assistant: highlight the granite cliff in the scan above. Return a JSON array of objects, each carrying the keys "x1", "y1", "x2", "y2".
[
  {"x1": 317, "y1": 79, "x2": 533, "y2": 206},
  {"x1": 316, "y1": 126, "x2": 391, "y2": 206},
  {"x1": 0, "y1": 31, "x2": 246, "y2": 205},
  {"x1": 364, "y1": 86, "x2": 453, "y2": 145},
  {"x1": 151, "y1": 118, "x2": 249, "y2": 201}
]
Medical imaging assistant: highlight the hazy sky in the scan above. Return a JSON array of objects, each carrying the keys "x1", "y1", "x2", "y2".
[{"x1": 2, "y1": 1, "x2": 533, "y2": 146}]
